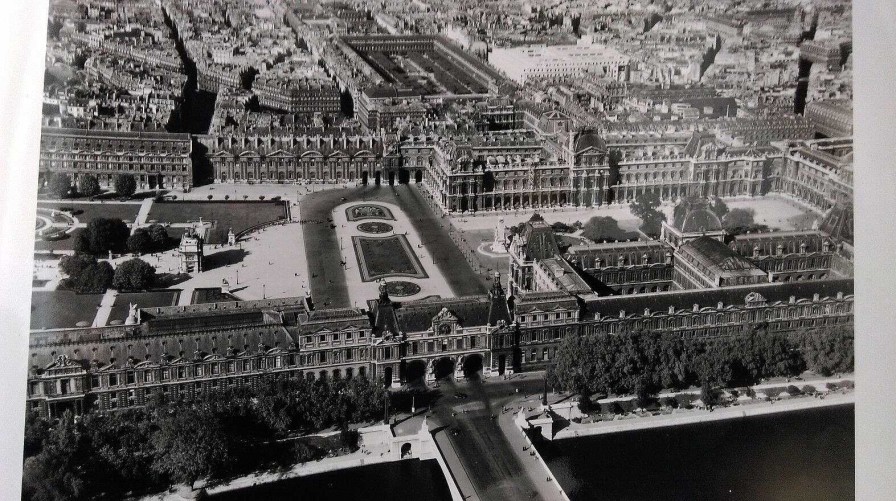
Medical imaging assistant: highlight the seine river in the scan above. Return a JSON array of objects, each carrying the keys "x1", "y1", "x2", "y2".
[
  {"x1": 210, "y1": 459, "x2": 452, "y2": 500},
  {"x1": 536, "y1": 404, "x2": 854, "y2": 501}
]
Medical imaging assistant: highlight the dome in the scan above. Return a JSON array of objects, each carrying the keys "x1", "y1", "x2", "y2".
[
  {"x1": 573, "y1": 130, "x2": 607, "y2": 153},
  {"x1": 680, "y1": 208, "x2": 723, "y2": 233}
]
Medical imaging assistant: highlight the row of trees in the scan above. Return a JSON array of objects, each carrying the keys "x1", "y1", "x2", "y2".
[
  {"x1": 71, "y1": 218, "x2": 170, "y2": 256},
  {"x1": 45, "y1": 173, "x2": 137, "y2": 200},
  {"x1": 60, "y1": 254, "x2": 157, "y2": 293},
  {"x1": 22, "y1": 375, "x2": 387, "y2": 501},
  {"x1": 547, "y1": 325, "x2": 854, "y2": 404}
]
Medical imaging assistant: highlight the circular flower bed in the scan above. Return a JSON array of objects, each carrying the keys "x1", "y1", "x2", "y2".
[
  {"x1": 385, "y1": 281, "x2": 421, "y2": 297},
  {"x1": 357, "y1": 222, "x2": 394, "y2": 234}
]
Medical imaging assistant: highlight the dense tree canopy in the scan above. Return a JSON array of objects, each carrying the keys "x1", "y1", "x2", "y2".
[
  {"x1": 630, "y1": 192, "x2": 666, "y2": 236},
  {"x1": 581, "y1": 216, "x2": 638, "y2": 242},
  {"x1": 77, "y1": 175, "x2": 101, "y2": 198},
  {"x1": 58, "y1": 254, "x2": 113, "y2": 293},
  {"x1": 112, "y1": 258, "x2": 156, "y2": 291},
  {"x1": 48, "y1": 173, "x2": 72, "y2": 199},
  {"x1": 548, "y1": 325, "x2": 853, "y2": 399},
  {"x1": 114, "y1": 174, "x2": 137, "y2": 199},
  {"x1": 73, "y1": 218, "x2": 130, "y2": 255},
  {"x1": 147, "y1": 224, "x2": 170, "y2": 250},
  {"x1": 126, "y1": 229, "x2": 153, "y2": 254},
  {"x1": 22, "y1": 375, "x2": 388, "y2": 500}
]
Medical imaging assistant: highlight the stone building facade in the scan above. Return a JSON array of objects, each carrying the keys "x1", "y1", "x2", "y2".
[
  {"x1": 26, "y1": 276, "x2": 853, "y2": 419},
  {"x1": 38, "y1": 127, "x2": 193, "y2": 191}
]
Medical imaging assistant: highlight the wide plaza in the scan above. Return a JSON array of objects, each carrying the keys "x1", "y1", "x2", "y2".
[{"x1": 29, "y1": 183, "x2": 824, "y2": 329}]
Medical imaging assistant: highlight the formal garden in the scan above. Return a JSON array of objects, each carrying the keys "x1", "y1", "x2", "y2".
[{"x1": 352, "y1": 235, "x2": 428, "y2": 282}]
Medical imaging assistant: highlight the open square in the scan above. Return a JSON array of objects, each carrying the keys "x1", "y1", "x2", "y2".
[{"x1": 352, "y1": 235, "x2": 428, "y2": 282}]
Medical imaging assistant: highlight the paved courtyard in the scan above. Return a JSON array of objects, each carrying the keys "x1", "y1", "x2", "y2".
[{"x1": 332, "y1": 200, "x2": 454, "y2": 306}]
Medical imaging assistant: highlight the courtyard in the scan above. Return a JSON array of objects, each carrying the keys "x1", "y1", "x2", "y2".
[{"x1": 332, "y1": 199, "x2": 453, "y2": 306}]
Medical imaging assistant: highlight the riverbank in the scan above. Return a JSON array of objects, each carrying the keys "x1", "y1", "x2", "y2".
[{"x1": 553, "y1": 390, "x2": 854, "y2": 440}]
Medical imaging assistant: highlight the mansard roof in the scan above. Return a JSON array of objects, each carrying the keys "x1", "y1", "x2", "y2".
[
  {"x1": 581, "y1": 278, "x2": 853, "y2": 319},
  {"x1": 514, "y1": 291, "x2": 579, "y2": 314},
  {"x1": 520, "y1": 221, "x2": 561, "y2": 260},
  {"x1": 29, "y1": 325, "x2": 296, "y2": 373},
  {"x1": 678, "y1": 236, "x2": 765, "y2": 277},
  {"x1": 392, "y1": 296, "x2": 492, "y2": 333}
]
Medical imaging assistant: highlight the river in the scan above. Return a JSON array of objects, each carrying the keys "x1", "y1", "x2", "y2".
[
  {"x1": 209, "y1": 459, "x2": 453, "y2": 501},
  {"x1": 536, "y1": 404, "x2": 854, "y2": 501}
]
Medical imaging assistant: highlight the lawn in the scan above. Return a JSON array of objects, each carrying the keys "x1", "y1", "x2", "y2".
[
  {"x1": 352, "y1": 235, "x2": 428, "y2": 282},
  {"x1": 33, "y1": 228, "x2": 85, "y2": 253},
  {"x1": 108, "y1": 291, "x2": 180, "y2": 324},
  {"x1": 37, "y1": 201, "x2": 142, "y2": 224},
  {"x1": 30, "y1": 290, "x2": 103, "y2": 330},
  {"x1": 147, "y1": 201, "x2": 288, "y2": 244},
  {"x1": 191, "y1": 288, "x2": 237, "y2": 304}
]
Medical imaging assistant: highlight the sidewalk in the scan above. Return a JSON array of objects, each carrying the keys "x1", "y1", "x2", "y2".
[
  {"x1": 431, "y1": 426, "x2": 481, "y2": 501},
  {"x1": 554, "y1": 391, "x2": 855, "y2": 440},
  {"x1": 497, "y1": 410, "x2": 570, "y2": 501}
]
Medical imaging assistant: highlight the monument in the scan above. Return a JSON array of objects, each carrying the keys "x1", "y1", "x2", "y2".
[
  {"x1": 178, "y1": 228, "x2": 204, "y2": 273},
  {"x1": 491, "y1": 218, "x2": 509, "y2": 253}
]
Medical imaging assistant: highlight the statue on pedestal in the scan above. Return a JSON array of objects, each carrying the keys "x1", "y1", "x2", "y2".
[{"x1": 490, "y1": 218, "x2": 509, "y2": 253}]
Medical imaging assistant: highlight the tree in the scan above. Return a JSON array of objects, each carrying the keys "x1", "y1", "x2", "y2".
[
  {"x1": 151, "y1": 407, "x2": 234, "y2": 488},
  {"x1": 78, "y1": 175, "x2": 101, "y2": 198},
  {"x1": 114, "y1": 174, "x2": 137, "y2": 199},
  {"x1": 207, "y1": 195, "x2": 213, "y2": 200},
  {"x1": 81, "y1": 411, "x2": 159, "y2": 494},
  {"x1": 723, "y1": 208, "x2": 755, "y2": 230},
  {"x1": 147, "y1": 224, "x2": 169, "y2": 251},
  {"x1": 630, "y1": 192, "x2": 666, "y2": 235},
  {"x1": 113, "y1": 258, "x2": 156, "y2": 291},
  {"x1": 48, "y1": 173, "x2": 72, "y2": 199},
  {"x1": 581, "y1": 216, "x2": 638, "y2": 242},
  {"x1": 127, "y1": 228, "x2": 153, "y2": 254},
  {"x1": 21, "y1": 412, "x2": 88, "y2": 501},
  {"x1": 710, "y1": 197, "x2": 729, "y2": 220},
  {"x1": 75, "y1": 218, "x2": 130, "y2": 254},
  {"x1": 59, "y1": 253, "x2": 113, "y2": 293},
  {"x1": 23, "y1": 411, "x2": 49, "y2": 459}
]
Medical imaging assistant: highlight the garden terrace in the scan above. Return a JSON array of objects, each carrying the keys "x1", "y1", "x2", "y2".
[
  {"x1": 146, "y1": 201, "x2": 288, "y2": 244},
  {"x1": 30, "y1": 290, "x2": 103, "y2": 330}
]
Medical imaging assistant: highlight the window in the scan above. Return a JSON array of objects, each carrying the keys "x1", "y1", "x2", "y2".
[
  {"x1": 126, "y1": 371, "x2": 135, "y2": 385},
  {"x1": 91, "y1": 376, "x2": 100, "y2": 388},
  {"x1": 469, "y1": 336, "x2": 476, "y2": 349},
  {"x1": 144, "y1": 371, "x2": 154, "y2": 383},
  {"x1": 60, "y1": 380, "x2": 70, "y2": 395},
  {"x1": 384, "y1": 347, "x2": 392, "y2": 359},
  {"x1": 305, "y1": 336, "x2": 312, "y2": 344},
  {"x1": 161, "y1": 370, "x2": 170, "y2": 381},
  {"x1": 109, "y1": 373, "x2": 118, "y2": 386},
  {"x1": 332, "y1": 334, "x2": 339, "y2": 341}
]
